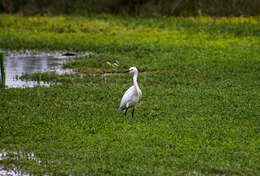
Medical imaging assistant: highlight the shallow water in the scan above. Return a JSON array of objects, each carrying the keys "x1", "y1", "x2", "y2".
[
  {"x1": 0, "y1": 49, "x2": 90, "y2": 88},
  {"x1": 0, "y1": 151, "x2": 47, "y2": 176}
]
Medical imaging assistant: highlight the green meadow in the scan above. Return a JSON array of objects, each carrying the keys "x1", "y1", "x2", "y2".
[{"x1": 0, "y1": 14, "x2": 259, "y2": 175}]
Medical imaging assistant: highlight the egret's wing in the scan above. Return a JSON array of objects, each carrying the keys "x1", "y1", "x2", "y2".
[{"x1": 120, "y1": 86, "x2": 135, "y2": 110}]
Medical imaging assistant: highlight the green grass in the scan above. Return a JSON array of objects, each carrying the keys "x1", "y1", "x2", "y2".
[{"x1": 0, "y1": 14, "x2": 260, "y2": 175}]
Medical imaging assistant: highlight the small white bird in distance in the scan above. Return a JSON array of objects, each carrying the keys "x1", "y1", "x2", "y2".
[{"x1": 120, "y1": 66, "x2": 142, "y2": 117}]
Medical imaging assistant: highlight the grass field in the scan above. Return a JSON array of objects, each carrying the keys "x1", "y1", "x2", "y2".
[{"x1": 0, "y1": 14, "x2": 259, "y2": 175}]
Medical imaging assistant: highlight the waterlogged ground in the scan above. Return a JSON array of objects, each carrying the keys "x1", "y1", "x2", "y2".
[
  {"x1": 0, "y1": 49, "x2": 91, "y2": 88},
  {"x1": 0, "y1": 14, "x2": 259, "y2": 175}
]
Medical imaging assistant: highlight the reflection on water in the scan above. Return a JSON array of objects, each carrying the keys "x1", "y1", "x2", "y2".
[{"x1": 0, "y1": 50, "x2": 90, "y2": 88}]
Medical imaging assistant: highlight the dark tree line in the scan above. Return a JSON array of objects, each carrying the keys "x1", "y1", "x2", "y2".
[{"x1": 0, "y1": 0, "x2": 260, "y2": 16}]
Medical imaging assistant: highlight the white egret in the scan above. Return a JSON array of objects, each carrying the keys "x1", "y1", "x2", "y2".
[{"x1": 120, "y1": 66, "x2": 142, "y2": 117}]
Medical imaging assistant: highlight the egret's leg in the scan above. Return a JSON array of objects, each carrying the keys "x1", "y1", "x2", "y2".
[
  {"x1": 124, "y1": 108, "x2": 128, "y2": 116},
  {"x1": 132, "y1": 107, "x2": 135, "y2": 118}
]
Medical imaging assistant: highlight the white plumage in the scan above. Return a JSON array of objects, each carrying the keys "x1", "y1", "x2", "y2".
[{"x1": 120, "y1": 66, "x2": 142, "y2": 117}]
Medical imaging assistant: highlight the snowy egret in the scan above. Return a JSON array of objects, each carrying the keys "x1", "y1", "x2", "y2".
[{"x1": 120, "y1": 66, "x2": 142, "y2": 117}]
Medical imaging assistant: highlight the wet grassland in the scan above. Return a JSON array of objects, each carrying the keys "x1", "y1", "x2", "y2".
[{"x1": 0, "y1": 14, "x2": 260, "y2": 175}]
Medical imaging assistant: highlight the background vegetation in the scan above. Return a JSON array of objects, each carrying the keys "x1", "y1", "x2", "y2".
[{"x1": 1, "y1": 0, "x2": 260, "y2": 16}]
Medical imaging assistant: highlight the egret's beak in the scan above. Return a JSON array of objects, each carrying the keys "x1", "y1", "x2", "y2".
[{"x1": 121, "y1": 70, "x2": 130, "y2": 73}]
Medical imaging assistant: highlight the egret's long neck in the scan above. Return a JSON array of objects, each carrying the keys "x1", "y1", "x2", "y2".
[{"x1": 133, "y1": 72, "x2": 140, "y2": 92}]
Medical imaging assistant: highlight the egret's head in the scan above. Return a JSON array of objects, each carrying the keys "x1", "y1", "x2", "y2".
[
  {"x1": 129, "y1": 66, "x2": 137, "y2": 73},
  {"x1": 122, "y1": 66, "x2": 138, "y2": 74}
]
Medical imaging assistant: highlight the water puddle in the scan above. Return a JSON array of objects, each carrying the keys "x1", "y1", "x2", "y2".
[
  {"x1": 186, "y1": 170, "x2": 237, "y2": 176},
  {"x1": 0, "y1": 168, "x2": 31, "y2": 176},
  {"x1": 0, "y1": 49, "x2": 91, "y2": 88},
  {"x1": 0, "y1": 151, "x2": 48, "y2": 176}
]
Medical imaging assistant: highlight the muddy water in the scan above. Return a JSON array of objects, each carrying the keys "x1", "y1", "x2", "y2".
[{"x1": 0, "y1": 50, "x2": 90, "y2": 88}]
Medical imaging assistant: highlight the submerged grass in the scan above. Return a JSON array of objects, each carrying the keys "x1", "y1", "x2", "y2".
[{"x1": 0, "y1": 14, "x2": 260, "y2": 175}]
